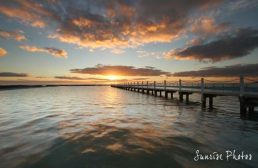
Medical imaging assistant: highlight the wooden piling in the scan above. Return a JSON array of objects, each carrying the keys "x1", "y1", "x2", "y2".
[
  {"x1": 209, "y1": 96, "x2": 213, "y2": 109},
  {"x1": 201, "y1": 78, "x2": 205, "y2": 108},
  {"x1": 202, "y1": 95, "x2": 206, "y2": 108},
  {"x1": 186, "y1": 94, "x2": 189, "y2": 103},
  {"x1": 165, "y1": 91, "x2": 168, "y2": 98},
  {"x1": 179, "y1": 79, "x2": 182, "y2": 92},
  {"x1": 179, "y1": 93, "x2": 183, "y2": 101}
]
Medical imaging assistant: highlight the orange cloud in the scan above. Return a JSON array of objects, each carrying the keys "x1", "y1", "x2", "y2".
[
  {"x1": 0, "y1": 0, "x2": 224, "y2": 51},
  {"x1": 20, "y1": 45, "x2": 67, "y2": 58},
  {"x1": 49, "y1": 33, "x2": 130, "y2": 49},
  {"x1": 46, "y1": 0, "x2": 222, "y2": 50},
  {"x1": 0, "y1": 0, "x2": 52, "y2": 28},
  {"x1": 72, "y1": 18, "x2": 96, "y2": 28},
  {"x1": 49, "y1": 17, "x2": 181, "y2": 50},
  {"x1": 0, "y1": 29, "x2": 26, "y2": 41},
  {"x1": 0, "y1": 48, "x2": 7, "y2": 57},
  {"x1": 70, "y1": 64, "x2": 171, "y2": 76}
]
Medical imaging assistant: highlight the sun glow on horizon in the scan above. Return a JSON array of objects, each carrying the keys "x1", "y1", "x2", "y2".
[{"x1": 106, "y1": 75, "x2": 119, "y2": 81}]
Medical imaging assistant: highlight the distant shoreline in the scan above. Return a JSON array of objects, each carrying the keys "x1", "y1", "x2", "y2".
[{"x1": 0, "y1": 85, "x2": 110, "y2": 91}]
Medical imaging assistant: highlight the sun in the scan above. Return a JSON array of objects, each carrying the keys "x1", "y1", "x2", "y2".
[{"x1": 106, "y1": 75, "x2": 119, "y2": 81}]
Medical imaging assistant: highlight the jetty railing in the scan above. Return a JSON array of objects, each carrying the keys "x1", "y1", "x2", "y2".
[
  {"x1": 111, "y1": 76, "x2": 258, "y2": 113},
  {"x1": 121, "y1": 77, "x2": 258, "y2": 93}
]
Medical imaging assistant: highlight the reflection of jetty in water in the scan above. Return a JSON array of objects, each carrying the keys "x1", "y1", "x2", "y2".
[{"x1": 112, "y1": 76, "x2": 258, "y2": 115}]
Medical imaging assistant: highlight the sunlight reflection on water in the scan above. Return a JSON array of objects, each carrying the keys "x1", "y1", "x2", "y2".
[{"x1": 0, "y1": 86, "x2": 258, "y2": 168}]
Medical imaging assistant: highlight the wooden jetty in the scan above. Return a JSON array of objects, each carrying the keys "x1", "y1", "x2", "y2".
[{"x1": 111, "y1": 76, "x2": 258, "y2": 114}]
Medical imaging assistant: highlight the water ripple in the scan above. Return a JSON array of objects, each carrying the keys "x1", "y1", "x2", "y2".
[{"x1": 0, "y1": 86, "x2": 258, "y2": 168}]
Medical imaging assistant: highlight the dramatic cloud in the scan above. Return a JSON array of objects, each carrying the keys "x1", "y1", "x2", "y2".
[
  {"x1": 165, "y1": 28, "x2": 258, "y2": 62},
  {"x1": 0, "y1": 29, "x2": 26, "y2": 41},
  {"x1": 227, "y1": 0, "x2": 258, "y2": 11},
  {"x1": 70, "y1": 64, "x2": 171, "y2": 76},
  {"x1": 0, "y1": 0, "x2": 223, "y2": 50},
  {"x1": 173, "y1": 64, "x2": 258, "y2": 77},
  {"x1": 20, "y1": 45, "x2": 67, "y2": 58},
  {"x1": 0, "y1": 0, "x2": 53, "y2": 28},
  {"x1": 51, "y1": 0, "x2": 223, "y2": 49},
  {"x1": 0, "y1": 48, "x2": 7, "y2": 57},
  {"x1": 190, "y1": 17, "x2": 229, "y2": 36},
  {"x1": 0, "y1": 72, "x2": 29, "y2": 77}
]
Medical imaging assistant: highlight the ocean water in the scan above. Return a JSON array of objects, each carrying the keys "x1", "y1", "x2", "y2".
[{"x1": 0, "y1": 86, "x2": 258, "y2": 168}]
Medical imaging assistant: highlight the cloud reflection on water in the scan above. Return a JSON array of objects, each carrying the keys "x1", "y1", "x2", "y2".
[{"x1": 0, "y1": 86, "x2": 257, "y2": 168}]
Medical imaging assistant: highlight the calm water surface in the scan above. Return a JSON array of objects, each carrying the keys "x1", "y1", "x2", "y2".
[{"x1": 0, "y1": 86, "x2": 258, "y2": 168}]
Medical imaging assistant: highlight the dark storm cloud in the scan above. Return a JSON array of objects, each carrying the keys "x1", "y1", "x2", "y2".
[
  {"x1": 173, "y1": 64, "x2": 258, "y2": 77},
  {"x1": 0, "y1": 72, "x2": 29, "y2": 77},
  {"x1": 0, "y1": 0, "x2": 223, "y2": 49},
  {"x1": 166, "y1": 28, "x2": 258, "y2": 62},
  {"x1": 70, "y1": 64, "x2": 171, "y2": 76}
]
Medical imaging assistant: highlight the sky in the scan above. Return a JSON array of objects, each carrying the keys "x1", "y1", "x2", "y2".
[{"x1": 0, "y1": 0, "x2": 258, "y2": 85}]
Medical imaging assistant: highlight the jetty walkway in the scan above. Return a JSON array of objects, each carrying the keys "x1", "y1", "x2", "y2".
[{"x1": 111, "y1": 76, "x2": 258, "y2": 114}]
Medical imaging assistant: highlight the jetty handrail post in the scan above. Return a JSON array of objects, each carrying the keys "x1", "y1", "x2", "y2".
[
  {"x1": 147, "y1": 81, "x2": 149, "y2": 89},
  {"x1": 201, "y1": 78, "x2": 205, "y2": 107},
  {"x1": 179, "y1": 79, "x2": 182, "y2": 91},
  {"x1": 240, "y1": 75, "x2": 244, "y2": 97},
  {"x1": 142, "y1": 81, "x2": 144, "y2": 88},
  {"x1": 154, "y1": 81, "x2": 156, "y2": 89},
  {"x1": 201, "y1": 78, "x2": 204, "y2": 94},
  {"x1": 137, "y1": 81, "x2": 139, "y2": 88},
  {"x1": 164, "y1": 80, "x2": 166, "y2": 90}
]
